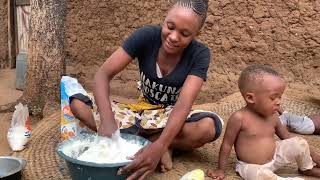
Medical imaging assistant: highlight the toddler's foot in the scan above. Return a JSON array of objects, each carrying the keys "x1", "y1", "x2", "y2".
[{"x1": 160, "y1": 149, "x2": 173, "y2": 173}]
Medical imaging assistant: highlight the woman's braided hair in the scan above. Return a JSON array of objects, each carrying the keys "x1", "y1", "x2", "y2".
[{"x1": 172, "y1": 0, "x2": 209, "y2": 28}]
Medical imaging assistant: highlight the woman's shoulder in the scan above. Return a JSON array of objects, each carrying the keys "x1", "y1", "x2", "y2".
[
  {"x1": 189, "y1": 39, "x2": 210, "y2": 52},
  {"x1": 135, "y1": 24, "x2": 161, "y2": 36},
  {"x1": 141, "y1": 24, "x2": 161, "y2": 30},
  {"x1": 186, "y1": 39, "x2": 210, "y2": 59}
]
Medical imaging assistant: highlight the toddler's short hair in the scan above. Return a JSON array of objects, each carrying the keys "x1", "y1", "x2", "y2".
[{"x1": 238, "y1": 64, "x2": 281, "y2": 94}]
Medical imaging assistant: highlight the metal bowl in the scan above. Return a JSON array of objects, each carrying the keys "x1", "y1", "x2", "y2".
[
  {"x1": 0, "y1": 156, "x2": 27, "y2": 180},
  {"x1": 56, "y1": 133, "x2": 150, "y2": 180}
]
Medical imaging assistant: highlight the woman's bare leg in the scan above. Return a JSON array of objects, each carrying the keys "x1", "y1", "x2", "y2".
[
  {"x1": 70, "y1": 99, "x2": 97, "y2": 131},
  {"x1": 146, "y1": 117, "x2": 217, "y2": 172},
  {"x1": 160, "y1": 149, "x2": 173, "y2": 172}
]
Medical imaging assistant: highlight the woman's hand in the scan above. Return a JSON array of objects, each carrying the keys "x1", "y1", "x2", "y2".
[
  {"x1": 97, "y1": 119, "x2": 118, "y2": 137},
  {"x1": 117, "y1": 141, "x2": 166, "y2": 180}
]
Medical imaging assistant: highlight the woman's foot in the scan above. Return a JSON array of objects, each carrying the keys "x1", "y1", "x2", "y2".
[{"x1": 160, "y1": 149, "x2": 173, "y2": 173}]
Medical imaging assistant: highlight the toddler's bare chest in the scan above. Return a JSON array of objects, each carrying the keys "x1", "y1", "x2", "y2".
[{"x1": 242, "y1": 120, "x2": 276, "y2": 137}]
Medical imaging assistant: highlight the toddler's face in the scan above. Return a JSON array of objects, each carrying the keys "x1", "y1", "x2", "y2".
[{"x1": 252, "y1": 75, "x2": 285, "y2": 117}]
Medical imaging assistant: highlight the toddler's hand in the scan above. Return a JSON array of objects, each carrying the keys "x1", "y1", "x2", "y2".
[
  {"x1": 277, "y1": 106, "x2": 284, "y2": 115},
  {"x1": 206, "y1": 169, "x2": 224, "y2": 180}
]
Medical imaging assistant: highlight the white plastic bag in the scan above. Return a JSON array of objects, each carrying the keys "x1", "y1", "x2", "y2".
[
  {"x1": 61, "y1": 76, "x2": 87, "y2": 97},
  {"x1": 61, "y1": 76, "x2": 91, "y2": 140},
  {"x1": 7, "y1": 103, "x2": 31, "y2": 151}
]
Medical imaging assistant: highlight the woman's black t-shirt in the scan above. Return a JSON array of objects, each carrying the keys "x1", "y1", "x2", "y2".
[{"x1": 122, "y1": 25, "x2": 211, "y2": 106}]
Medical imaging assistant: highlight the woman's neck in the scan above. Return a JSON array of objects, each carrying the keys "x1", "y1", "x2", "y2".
[
  {"x1": 157, "y1": 46, "x2": 182, "y2": 76},
  {"x1": 158, "y1": 45, "x2": 182, "y2": 60}
]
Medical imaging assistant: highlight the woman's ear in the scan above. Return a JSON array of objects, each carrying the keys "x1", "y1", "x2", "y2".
[{"x1": 244, "y1": 92, "x2": 255, "y2": 104}]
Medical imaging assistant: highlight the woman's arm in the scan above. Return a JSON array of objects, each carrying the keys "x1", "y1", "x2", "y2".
[
  {"x1": 157, "y1": 74, "x2": 204, "y2": 150},
  {"x1": 94, "y1": 47, "x2": 133, "y2": 136}
]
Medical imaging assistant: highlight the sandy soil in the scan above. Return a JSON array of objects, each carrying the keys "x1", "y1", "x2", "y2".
[{"x1": 0, "y1": 112, "x2": 12, "y2": 156}]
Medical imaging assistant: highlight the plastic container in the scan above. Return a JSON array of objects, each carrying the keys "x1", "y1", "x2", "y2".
[
  {"x1": 56, "y1": 133, "x2": 150, "y2": 180},
  {"x1": 15, "y1": 53, "x2": 28, "y2": 90}
]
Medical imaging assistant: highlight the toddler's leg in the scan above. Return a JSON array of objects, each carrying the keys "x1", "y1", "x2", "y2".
[
  {"x1": 236, "y1": 163, "x2": 303, "y2": 180},
  {"x1": 279, "y1": 112, "x2": 315, "y2": 134},
  {"x1": 298, "y1": 167, "x2": 320, "y2": 177},
  {"x1": 275, "y1": 137, "x2": 313, "y2": 169},
  {"x1": 274, "y1": 137, "x2": 320, "y2": 177}
]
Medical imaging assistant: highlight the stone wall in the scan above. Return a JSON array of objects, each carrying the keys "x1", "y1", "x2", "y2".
[{"x1": 0, "y1": 0, "x2": 8, "y2": 68}]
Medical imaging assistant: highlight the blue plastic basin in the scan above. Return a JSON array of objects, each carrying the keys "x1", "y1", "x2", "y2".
[{"x1": 56, "y1": 133, "x2": 150, "y2": 180}]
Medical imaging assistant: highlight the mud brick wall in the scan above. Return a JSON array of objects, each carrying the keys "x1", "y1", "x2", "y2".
[
  {"x1": 0, "y1": 0, "x2": 318, "y2": 102},
  {"x1": 201, "y1": 0, "x2": 320, "y2": 101},
  {"x1": 65, "y1": 0, "x2": 320, "y2": 102},
  {"x1": 65, "y1": 0, "x2": 170, "y2": 98}
]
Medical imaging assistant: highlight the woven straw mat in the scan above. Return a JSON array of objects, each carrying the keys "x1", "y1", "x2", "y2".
[{"x1": 12, "y1": 93, "x2": 320, "y2": 180}]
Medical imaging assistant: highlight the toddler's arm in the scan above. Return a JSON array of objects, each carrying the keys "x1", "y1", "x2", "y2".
[
  {"x1": 207, "y1": 112, "x2": 243, "y2": 179},
  {"x1": 275, "y1": 115, "x2": 293, "y2": 140}
]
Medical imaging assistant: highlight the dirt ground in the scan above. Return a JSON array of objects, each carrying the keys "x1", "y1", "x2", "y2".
[
  {"x1": 0, "y1": 112, "x2": 12, "y2": 156},
  {"x1": 0, "y1": 69, "x2": 22, "y2": 156},
  {"x1": 0, "y1": 69, "x2": 23, "y2": 106}
]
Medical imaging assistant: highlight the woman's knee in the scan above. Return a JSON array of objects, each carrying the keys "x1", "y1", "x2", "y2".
[
  {"x1": 69, "y1": 98, "x2": 97, "y2": 131},
  {"x1": 69, "y1": 98, "x2": 93, "y2": 121},
  {"x1": 70, "y1": 99, "x2": 88, "y2": 114},
  {"x1": 197, "y1": 117, "x2": 216, "y2": 142},
  {"x1": 179, "y1": 118, "x2": 216, "y2": 148}
]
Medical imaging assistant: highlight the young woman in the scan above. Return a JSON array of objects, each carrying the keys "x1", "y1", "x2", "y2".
[{"x1": 70, "y1": 0, "x2": 223, "y2": 179}]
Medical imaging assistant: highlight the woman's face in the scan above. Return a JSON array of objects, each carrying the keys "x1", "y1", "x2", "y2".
[{"x1": 161, "y1": 5, "x2": 201, "y2": 55}]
